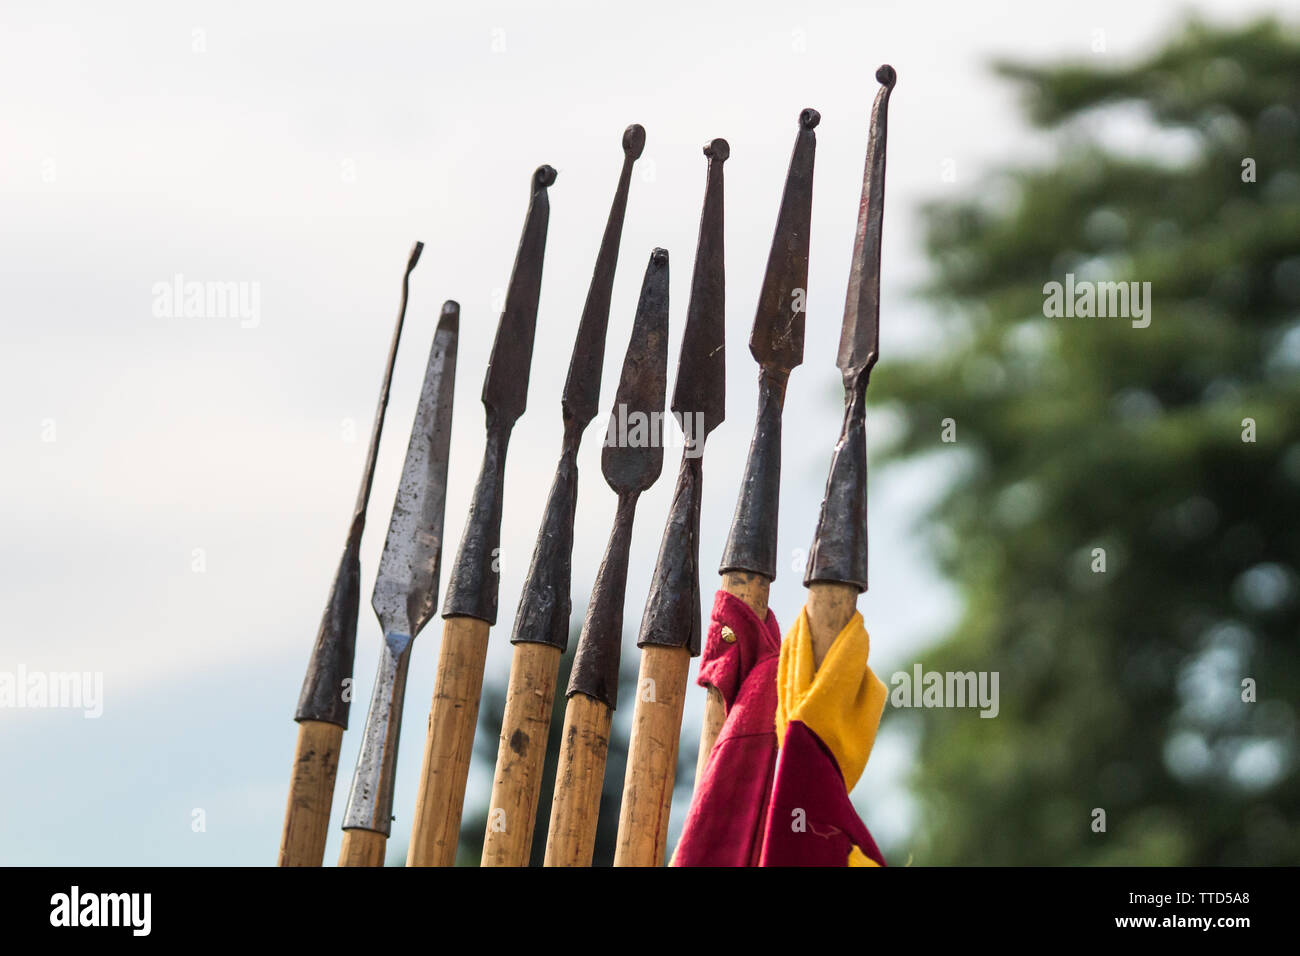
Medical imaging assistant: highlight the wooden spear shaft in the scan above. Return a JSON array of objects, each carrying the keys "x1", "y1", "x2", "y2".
[
  {"x1": 481, "y1": 642, "x2": 562, "y2": 865},
  {"x1": 279, "y1": 720, "x2": 345, "y2": 866},
  {"x1": 407, "y1": 615, "x2": 492, "y2": 865}
]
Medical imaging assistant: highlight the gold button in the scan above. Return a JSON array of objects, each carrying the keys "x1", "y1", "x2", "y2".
[{"x1": 720, "y1": 626, "x2": 737, "y2": 644}]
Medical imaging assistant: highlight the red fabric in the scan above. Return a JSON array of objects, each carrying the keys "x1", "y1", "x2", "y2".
[
  {"x1": 759, "y1": 719, "x2": 886, "y2": 867},
  {"x1": 671, "y1": 590, "x2": 782, "y2": 867}
]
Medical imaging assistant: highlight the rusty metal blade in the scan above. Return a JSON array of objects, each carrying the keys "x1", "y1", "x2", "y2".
[
  {"x1": 837, "y1": 66, "x2": 894, "y2": 383},
  {"x1": 805, "y1": 65, "x2": 896, "y2": 592},
  {"x1": 482, "y1": 165, "x2": 556, "y2": 427},
  {"x1": 719, "y1": 110, "x2": 819, "y2": 579},
  {"x1": 443, "y1": 165, "x2": 556, "y2": 624},
  {"x1": 512, "y1": 127, "x2": 644, "y2": 652},
  {"x1": 343, "y1": 302, "x2": 459, "y2": 836},
  {"x1": 568, "y1": 248, "x2": 670, "y2": 708},
  {"x1": 371, "y1": 301, "x2": 459, "y2": 642},
  {"x1": 750, "y1": 109, "x2": 818, "y2": 375},
  {"x1": 295, "y1": 241, "x2": 423, "y2": 728},
  {"x1": 671, "y1": 139, "x2": 727, "y2": 440},
  {"x1": 600, "y1": 248, "x2": 670, "y2": 496},
  {"x1": 562, "y1": 125, "x2": 644, "y2": 430}
]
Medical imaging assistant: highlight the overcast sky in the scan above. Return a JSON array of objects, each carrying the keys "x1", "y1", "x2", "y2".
[{"x1": 0, "y1": 0, "x2": 1282, "y2": 865}]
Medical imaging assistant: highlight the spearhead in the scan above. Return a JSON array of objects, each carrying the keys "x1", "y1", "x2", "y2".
[
  {"x1": 295, "y1": 241, "x2": 423, "y2": 728},
  {"x1": 805, "y1": 65, "x2": 895, "y2": 592},
  {"x1": 671, "y1": 138, "x2": 728, "y2": 444},
  {"x1": 562, "y1": 125, "x2": 646, "y2": 433},
  {"x1": 371, "y1": 302, "x2": 460, "y2": 649},
  {"x1": 343, "y1": 303, "x2": 459, "y2": 837},
  {"x1": 483, "y1": 165, "x2": 556, "y2": 427},
  {"x1": 443, "y1": 166, "x2": 556, "y2": 624},
  {"x1": 567, "y1": 249, "x2": 670, "y2": 709},
  {"x1": 720, "y1": 110, "x2": 819, "y2": 579},
  {"x1": 837, "y1": 67, "x2": 893, "y2": 385},
  {"x1": 638, "y1": 141, "x2": 728, "y2": 655},
  {"x1": 513, "y1": 126, "x2": 645, "y2": 652},
  {"x1": 600, "y1": 248, "x2": 670, "y2": 498}
]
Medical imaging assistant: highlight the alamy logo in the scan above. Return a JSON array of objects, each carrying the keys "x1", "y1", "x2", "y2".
[
  {"x1": 0, "y1": 665, "x2": 102, "y2": 718},
  {"x1": 50, "y1": 886, "x2": 151, "y2": 936},
  {"x1": 603, "y1": 404, "x2": 706, "y2": 459},
  {"x1": 1042, "y1": 273, "x2": 1151, "y2": 328},
  {"x1": 152, "y1": 274, "x2": 261, "y2": 328},
  {"x1": 889, "y1": 665, "x2": 1000, "y2": 718}
]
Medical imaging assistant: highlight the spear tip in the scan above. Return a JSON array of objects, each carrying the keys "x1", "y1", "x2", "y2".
[
  {"x1": 438, "y1": 299, "x2": 459, "y2": 332},
  {"x1": 534, "y1": 164, "x2": 558, "y2": 188},
  {"x1": 623, "y1": 124, "x2": 646, "y2": 159}
]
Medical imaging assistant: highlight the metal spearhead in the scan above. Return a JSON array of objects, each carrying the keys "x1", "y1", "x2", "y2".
[
  {"x1": 638, "y1": 140, "x2": 728, "y2": 655},
  {"x1": 567, "y1": 249, "x2": 670, "y2": 708},
  {"x1": 342, "y1": 303, "x2": 458, "y2": 836},
  {"x1": 295, "y1": 241, "x2": 423, "y2": 728},
  {"x1": 442, "y1": 165, "x2": 556, "y2": 624},
  {"x1": 720, "y1": 110, "x2": 819, "y2": 579},
  {"x1": 805, "y1": 65, "x2": 895, "y2": 591},
  {"x1": 513, "y1": 126, "x2": 645, "y2": 651}
]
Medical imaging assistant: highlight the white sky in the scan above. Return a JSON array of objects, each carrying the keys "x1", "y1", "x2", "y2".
[{"x1": 0, "y1": 0, "x2": 1283, "y2": 864}]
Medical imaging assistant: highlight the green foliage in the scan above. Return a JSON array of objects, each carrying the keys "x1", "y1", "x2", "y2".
[{"x1": 876, "y1": 17, "x2": 1300, "y2": 864}]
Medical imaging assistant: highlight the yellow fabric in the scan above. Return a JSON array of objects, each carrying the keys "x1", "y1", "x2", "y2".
[
  {"x1": 775, "y1": 606, "x2": 888, "y2": 792},
  {"x1": 848, "y1": 847, "x2": 881, "y2": 867}
]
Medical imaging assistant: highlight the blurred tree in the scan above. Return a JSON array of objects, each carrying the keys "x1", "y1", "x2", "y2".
[{"x1": 876, "y1": 17, "x2": 1300, "y2": 865}]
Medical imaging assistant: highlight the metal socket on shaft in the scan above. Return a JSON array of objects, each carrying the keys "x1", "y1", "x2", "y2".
[
  {"x1": 637, "y1": 453, "x2": 705, "y2": 654},
  {"x1": 341, "y1": 636, "x2": 413, "y2": 835}
]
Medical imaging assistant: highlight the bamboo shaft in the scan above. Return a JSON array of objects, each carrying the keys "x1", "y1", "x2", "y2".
[
  {"x1": 543, "y1": 692, "x2": 612, "y2": 867},
  {"x1": 406, "y1": 616, "x2": 491, "y2": 866},
  {"x1": 278, "y1": 719, "x2": 344, "y2": 867},
  {"x1": 338, "y1": 828, "x2": 388, "y2": 867},
  {"x1": 614, "y1": 645, "x2": 691, "y2": 866},
  {"x1": 806, "y1": 581, "x2": 858, "y2": 672},
  {"x1": 481, "y1": 642, "x2": 563, "y2": 867},
  {"x1": 695, "y1": 686, "x2": 726, "y2": 785},
  {"x1": 694, "y1": 571, "x2": 771, "y2": 789}
]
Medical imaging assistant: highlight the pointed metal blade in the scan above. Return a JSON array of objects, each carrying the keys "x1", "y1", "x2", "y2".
[
  {"x1": 601, "y1": 248, "x2": 669, "y2": 495},
  {"x1": 371, "y1": 302, "x2": 459, "y2": 642},
  {"x1": 672, "y1": 139, "x2": 727, "y2": 442},
  {"x1": 838, "y1": 66, "x2": 895, "y2": 383},
  {"x1": 750, "y1": 110, "x2": 818, "y2": 376},
  {"x1": 562, "y1": 125, "x2": 645, "y2": 430},
  {"x1": 482, "y1": 165, "x2": 556, "y2": 426}
]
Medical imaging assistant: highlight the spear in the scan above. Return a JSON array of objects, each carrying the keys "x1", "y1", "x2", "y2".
[
  {"x1": 804, "y1": 67, "x2": 894, "y2": 669},
  {"x1": 338, "y1": 302, "x2": 458, "y2": 866},
  {"x1": 695, "y1": 109, "x2": 820, "y2": 784},
  {"x1": 544, "y1": 248, "x2": 669, "y2": 867},
  {"x1": 406, "y1": 165, "x2": 555, "y2": 867},
  {"x1": 482, "y1": 126, "x2": 644, "y2": 867},
  {"x1": 615, "y1": 139, "x2": 727, "y2": 867},
  {"x1": 278, "y1": 241, "x2": 422, "y2": 868}
]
